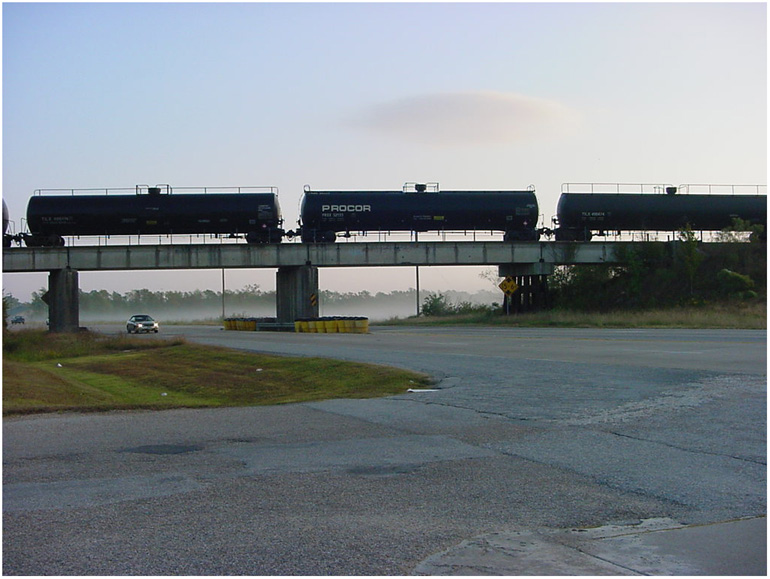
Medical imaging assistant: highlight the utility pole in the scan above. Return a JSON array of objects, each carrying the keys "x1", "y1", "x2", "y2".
[
  {"x1": 221, "y1": 269, "x2": 226, "y2": 320},
  {"x1": 414, "y1": 230, "x2": 420, "y2": 316}
]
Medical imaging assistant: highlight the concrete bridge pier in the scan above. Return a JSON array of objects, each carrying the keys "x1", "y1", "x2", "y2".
[
  {"x1": 43, "y1": 268, "x2": 80, "y2": 332},
  {"x1": 499, "y1": 263, "x2": 554, "y2": 313},
  {"x1": 276, "y1": 265, "x2": 319, "y2": 324}
]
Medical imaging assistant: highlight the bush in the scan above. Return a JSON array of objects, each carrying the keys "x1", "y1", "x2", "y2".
[
  {"x1": 421, "y1": 292, "x2": 455, "y2": 316},
  {"x1": 550, "y1": 241, "x2": 765, "y2": 311},
  {"x1": 421, "y1": 292, "x2": 497, "y2": 317},
  {"x1": 716, "y1": 269, "x2": 755, "y2": 298}
]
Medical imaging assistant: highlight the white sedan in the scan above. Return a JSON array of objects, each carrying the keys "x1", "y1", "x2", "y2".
[{"x1": 126, "y1": 314, "x2": 159, "y2": 334}]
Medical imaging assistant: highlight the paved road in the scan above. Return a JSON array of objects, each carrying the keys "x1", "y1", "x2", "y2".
[{"x1": 3, "y1": 325, "x2": 766, "y2": 575}]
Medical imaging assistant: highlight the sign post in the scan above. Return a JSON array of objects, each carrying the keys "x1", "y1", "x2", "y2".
[{"x1": 498, "y1": 276, "x2": 519, "y2": 316}]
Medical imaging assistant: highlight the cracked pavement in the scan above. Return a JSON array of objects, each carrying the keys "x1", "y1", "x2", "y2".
[{"x1": 3, "y1": 326, "x2": 766, "y2": 574}]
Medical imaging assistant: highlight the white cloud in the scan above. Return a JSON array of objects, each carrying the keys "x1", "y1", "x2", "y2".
[{"x1": 350, "y1": 91, "x2": 582, "y2": 146}]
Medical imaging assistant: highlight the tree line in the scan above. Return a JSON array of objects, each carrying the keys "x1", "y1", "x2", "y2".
[
  {"x1": 547, "y1": 234, "x2": 765, "y2": 311},
  {"x1": 3, "y1": 285, "x2": 499, "y2": 321}
]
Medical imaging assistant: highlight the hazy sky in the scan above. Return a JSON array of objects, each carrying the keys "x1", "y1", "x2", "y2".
[{"x1": 2, "y1": 2, "x2": 767, "y2": 302}]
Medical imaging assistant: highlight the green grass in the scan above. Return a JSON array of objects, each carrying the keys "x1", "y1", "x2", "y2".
[
  {"x1": 2, "y1": 330, "x2": 432, "y2": 416},
  {"x1": 380, "y1": 301, "x2": 767, "y2": 329}
]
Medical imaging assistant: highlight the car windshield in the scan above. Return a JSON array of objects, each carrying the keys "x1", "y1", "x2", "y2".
[{"x1": 134, "y1": 315, "x2": 153, "y2": 322}]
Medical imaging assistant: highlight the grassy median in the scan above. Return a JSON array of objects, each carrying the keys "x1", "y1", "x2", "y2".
[{"x1": 2, "y1": 330, "x2": 432, "y2": 416}]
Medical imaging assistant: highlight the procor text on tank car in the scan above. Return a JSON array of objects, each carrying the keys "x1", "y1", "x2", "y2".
[
  {"x1": 14, "y1": 184, "x2": 284, "y2": 247},
  {"x1": 552, "y1": 183, "x2": 767, "y2": 241},
  {"x1": 298, "y1": 182, "x2": 540, "y2": 243}
]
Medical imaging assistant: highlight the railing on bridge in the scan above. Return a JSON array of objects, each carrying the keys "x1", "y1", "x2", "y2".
[
  {"x1": 562, "y1": 182, "x2": 767, "y2": 196},
  {"x1": 33, "y1": 185, "x2": 280, "y2": 196}
]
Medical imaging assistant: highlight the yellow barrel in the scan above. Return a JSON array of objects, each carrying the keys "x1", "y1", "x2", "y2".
[
  {"x1": 324, "y1": 318, "x2": 338, "y2": 333},
  {"x1": 246, "y1": 318, "x2": 257, "y2": 331},
  {"x1": 307, "y1": 320, "x2": 317, "y2": 333},
  {"x1": 315, "y1": 318, "x2": 326, "y2": 333},
  {"x1": 353, "y1": 317, "x2": 369, "y2": 333},
  {"x1": 294, "y1": 321, "x2": 302, "y2": 332},
  {"x1": 300, "y1": 320, "x2": 310, "y2": 333}
]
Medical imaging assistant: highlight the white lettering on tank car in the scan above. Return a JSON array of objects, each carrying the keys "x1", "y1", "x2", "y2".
[{"x1": 321, "y1": 204, "x2": 372, "y2": 212}]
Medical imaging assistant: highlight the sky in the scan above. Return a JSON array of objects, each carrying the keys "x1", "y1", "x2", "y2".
[{"x1": 2, "y1": 2, "x2": 767, "y2": 303}]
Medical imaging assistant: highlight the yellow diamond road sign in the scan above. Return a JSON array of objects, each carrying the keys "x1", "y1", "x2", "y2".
[{"x1": 498, "y1": 276, "x2": 519, "y2": 296}]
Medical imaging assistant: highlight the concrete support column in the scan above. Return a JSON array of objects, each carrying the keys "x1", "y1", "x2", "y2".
[
  {"x1": 276, "y1": 265, "x2": 319, "y2": 324},
  {"x1": 43, "y1": 268, "x2": 80, "y2": 332}
]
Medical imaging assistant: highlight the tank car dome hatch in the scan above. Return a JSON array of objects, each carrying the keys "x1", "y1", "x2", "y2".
[
  {"x1": 666, "y1": 186, "x2": 678, "y2": 195},
  {"x1": 403, "y1": 182, "x2": 439, "y2": 193},
  {"x1": 136, "y1": 184, "x2": 170, "y2": 196}
]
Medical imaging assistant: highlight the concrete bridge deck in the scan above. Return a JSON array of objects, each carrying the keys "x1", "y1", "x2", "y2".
[{"x1": 2, "y1": 241, "x2": 625, "y2": 272}]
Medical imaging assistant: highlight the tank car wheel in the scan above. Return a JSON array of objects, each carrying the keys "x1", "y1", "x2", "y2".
[
  {"x1": 301, "y1": 229, "x2": 336, "y2": 243},
  {"x1": 504, "y1": 229, "x2": 539, "y2": 242},
  {"x1": 554, "y1": 228, "x2": 591, "y2": 242},
  {"x1": 268, "y1": 229, "x2": 284, "y2": 244}
]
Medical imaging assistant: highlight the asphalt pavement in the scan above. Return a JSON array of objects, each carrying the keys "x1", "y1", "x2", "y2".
[{"x1": 3, "y1": 325, "x2": 766, "y2": 574}]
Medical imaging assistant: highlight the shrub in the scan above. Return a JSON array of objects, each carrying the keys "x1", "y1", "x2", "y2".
[
  {"x1": 716, "y1": 269, "x2": 755, "y2": 298},
  {"x1": 421, "y1": 292, "x2": 454, "y2": 316},
  {"x1": 421, "y1": 292, "x2": 498, "y2": 317}
]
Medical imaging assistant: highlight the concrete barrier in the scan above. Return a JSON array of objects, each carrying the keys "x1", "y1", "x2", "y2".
[{"x1": 295, "y1": 317, "x2": 369, "y2": 334}]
